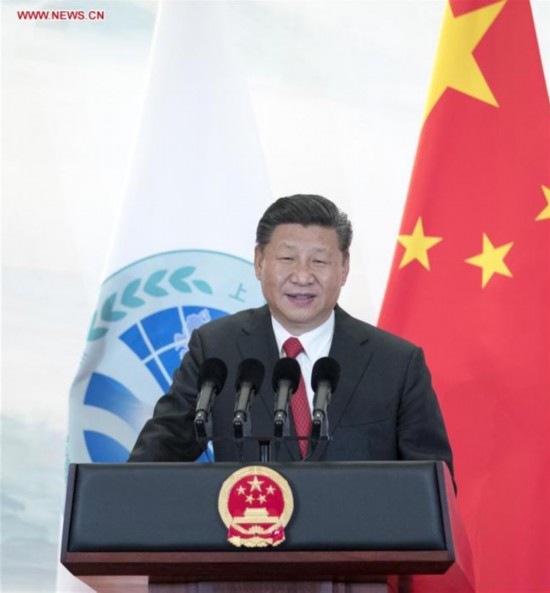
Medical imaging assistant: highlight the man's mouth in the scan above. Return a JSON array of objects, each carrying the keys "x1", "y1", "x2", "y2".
[{"x1": 286, "y1": 293, "x2": 316, "y2": 303}]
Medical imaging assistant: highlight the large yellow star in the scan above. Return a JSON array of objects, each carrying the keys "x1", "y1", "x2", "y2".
[
  {"x1": 424, "y1": 0, "x2": 507, "y2": 120},
  {"x1": 398, "y1": 217, "x2": 443, "y2": 270},
  {"x1": 247, "y1": 476, "x2": 264, "y2": 492},
  {"x1": 465, "y1": 233, "x2": 513, "y2": 288},
  {"x1": 535, "y1": 185, "x2": 550, "y2": 221}
]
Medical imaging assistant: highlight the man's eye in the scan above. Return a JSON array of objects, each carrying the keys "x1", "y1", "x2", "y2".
[{"x1": 313, "y1": 259, "x2": 327, "y2": 265}]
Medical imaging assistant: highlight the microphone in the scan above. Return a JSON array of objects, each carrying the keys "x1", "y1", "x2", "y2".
[
  {"x1": 233, "y1": 359, "x2": 265, "y2": 439},
  {"x1": 272, "y1": 358, "x2": 301, "y2": 438},
  {"x1": 311, "y1": 357, "x2": 341, "y2": 441},
  {"x1": 194, "y1": 358, "x2": 228, "y2": 440}
]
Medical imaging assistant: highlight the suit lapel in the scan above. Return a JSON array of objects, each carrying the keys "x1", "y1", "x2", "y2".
[
  {"x1": 328, "y1": 307, "x2": 373, "y2": 424},
  {"x1": 236, "y1": 305, "x2": 278, "y2": 362},
  {"x1": 309, "y1": 306, "x2": 373, "y2": 460},
  {"x1": 235, "y1": 305, "x2": 279, "y2": 417},
  {"x1": 235, "y1": 306, "x2": 300, "y2": 460}
]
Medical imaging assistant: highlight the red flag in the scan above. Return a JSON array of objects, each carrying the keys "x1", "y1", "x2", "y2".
[{"x1": 379, "y1": 1, "x2": 550, "y2": 591}]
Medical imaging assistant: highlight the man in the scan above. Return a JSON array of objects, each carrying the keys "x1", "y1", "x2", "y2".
[{"x1": 129, "y1": 195, "x2": 453, "y2": 475}]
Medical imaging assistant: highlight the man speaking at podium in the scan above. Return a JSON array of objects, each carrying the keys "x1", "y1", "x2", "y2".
[{"x1": 129, "y1": 194, "x2": 453, "y2": 474}]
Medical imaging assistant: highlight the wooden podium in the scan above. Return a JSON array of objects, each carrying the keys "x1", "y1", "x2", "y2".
[{"x1": 60, "y1": 461, "x2": 474, "y2": 593}]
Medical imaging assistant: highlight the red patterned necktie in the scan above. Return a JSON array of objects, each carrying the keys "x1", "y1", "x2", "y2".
[{"x1": 283, "y1": 337, "x2": 311, "y2": 459}]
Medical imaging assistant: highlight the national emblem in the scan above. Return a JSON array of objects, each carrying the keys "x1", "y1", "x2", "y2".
[{"x1": 218, "y1": 466, "x2": 294, "y2": 548}]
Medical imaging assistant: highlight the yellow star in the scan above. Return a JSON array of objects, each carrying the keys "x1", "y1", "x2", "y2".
[
  {"x1": 535, "y1": 185, "x2": 550, "y2": 221},
  {"x1": 398, "y1": 217, "x2": 443, "y2": 270},
  {"x1": 247, "y1": 476, "x2": 264, "y2": 492},
  {"x1": 424, "y1": 0, "x2": 506, "y2": 120},
  {"x1": 465, "y1": 233, "x2": 513, "y2": 288}
]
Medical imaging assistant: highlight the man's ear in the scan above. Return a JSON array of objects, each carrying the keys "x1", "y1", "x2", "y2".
[
  {"x1": 254, "y1": 245, "x2": 264, "y2": 280},
  {"x1": 341, "y1": 253, "x2": 350, "y2": 286}
]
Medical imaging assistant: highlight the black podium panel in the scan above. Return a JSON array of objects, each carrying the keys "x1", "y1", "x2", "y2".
[{"x1": 65, "y1": 461, "x2": 447, "y2": 553}]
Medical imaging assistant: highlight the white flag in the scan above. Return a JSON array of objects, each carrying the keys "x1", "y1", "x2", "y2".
[{"x1": 68, "y1": 0, "x2": 271, "y2": 463}]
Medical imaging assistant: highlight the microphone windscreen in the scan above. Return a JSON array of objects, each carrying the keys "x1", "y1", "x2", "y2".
[
  {"x1": 311, "y1": 357, "x2": 341, "y2": 392},
  {"x1": 272, "y1": 358, "x2": 301, "y2": 391},
  {"x1": 235, "y1": 358, "x2": 265, "y2": 392},
  {"x1": 197, "y1": 358, "x2": 228, "y2": 393}
]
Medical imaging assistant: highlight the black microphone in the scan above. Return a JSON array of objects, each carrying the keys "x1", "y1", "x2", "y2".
[
  {"x1": 233, "y1": 359, "x2": 265, "y2": 439},
  {"x1": 311, "y1": 357, "x2": 341, "y2": 440},
  {"x1": 194, "y1": 358, "x2": 228, "y2": 440},
  {"x1": 272, "y1": 358, "x2": 301, "y2": 438}
]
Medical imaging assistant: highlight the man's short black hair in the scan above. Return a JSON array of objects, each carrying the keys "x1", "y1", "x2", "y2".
[{"x1": 256, "y1": 194, "x2": 353, "y2": 253}]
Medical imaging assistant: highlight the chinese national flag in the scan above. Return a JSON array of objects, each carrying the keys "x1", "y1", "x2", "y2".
[{"x1": 378, "y1": 1, "x2": 549, "y2": 592}]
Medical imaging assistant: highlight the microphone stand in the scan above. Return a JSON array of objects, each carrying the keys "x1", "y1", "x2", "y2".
[
  {"x1": 310, "y1": 411, "x2": 330, "y2": 452},
  {"x1": 194, "y1": 414, "x2": 213, "y2": 456},
  {"x1": 232, "y1": 413, "x2": 250, "y2": 462},
  {"x1": 258, "y1": 440, "x2": 271, "y2": 462}
]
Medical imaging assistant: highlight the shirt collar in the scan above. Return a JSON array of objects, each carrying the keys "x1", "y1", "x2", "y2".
[{"x1": 271, "y1": 311, "x2": 335, "y2": 361}]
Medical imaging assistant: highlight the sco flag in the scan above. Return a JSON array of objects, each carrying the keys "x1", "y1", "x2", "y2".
[
  {"x1": 68, "y1": 1, "x2": 271, "y2": 464},
  {"x1": 379, "y1": 1, "x2": 549, "y2": 591}
]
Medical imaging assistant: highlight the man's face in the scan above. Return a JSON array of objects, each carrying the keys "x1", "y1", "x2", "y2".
[{"x1": 254, "y1": 224, "x2": 349, "y2": 336}]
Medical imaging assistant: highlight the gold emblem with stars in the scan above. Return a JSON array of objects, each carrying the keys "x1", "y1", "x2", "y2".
[{"x1": 218, "y1": 466, "x2": 294, "y2": 548}]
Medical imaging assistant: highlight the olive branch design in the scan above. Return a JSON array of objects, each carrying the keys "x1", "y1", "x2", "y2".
[{"x1": 87, "y1": 266, "x2": 212, "y2": 341}]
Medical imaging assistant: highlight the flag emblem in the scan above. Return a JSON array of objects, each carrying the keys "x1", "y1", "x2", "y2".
[
  {"x1": 218, "y1": 466, "x2": 294, "y2": 548},
  {"x1": 69, "y1": 250, "x2": 263, "y2": 462}
]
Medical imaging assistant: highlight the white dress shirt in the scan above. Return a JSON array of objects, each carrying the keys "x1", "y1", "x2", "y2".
[{"x1": 271, "y1": 312, "x2": 335, "y2": 410}]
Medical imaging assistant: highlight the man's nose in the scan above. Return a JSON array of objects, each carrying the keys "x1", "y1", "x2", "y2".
[{"x1": 291, "y1": 261, "x2": 314, "y2": 284}]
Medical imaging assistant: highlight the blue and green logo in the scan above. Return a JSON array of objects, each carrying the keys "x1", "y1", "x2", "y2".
[{"x1": 69, "y1": 250, "x2": 263, "y2": 463}]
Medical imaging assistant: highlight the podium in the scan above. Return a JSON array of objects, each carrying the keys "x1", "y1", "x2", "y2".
[{"x1": 60, "y1": 461, "x2": 474, "y2": 593}]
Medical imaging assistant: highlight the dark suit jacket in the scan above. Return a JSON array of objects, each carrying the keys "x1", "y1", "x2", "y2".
[{"x1": 129, "y1": 305, "x2": 453, "y2": 475}]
